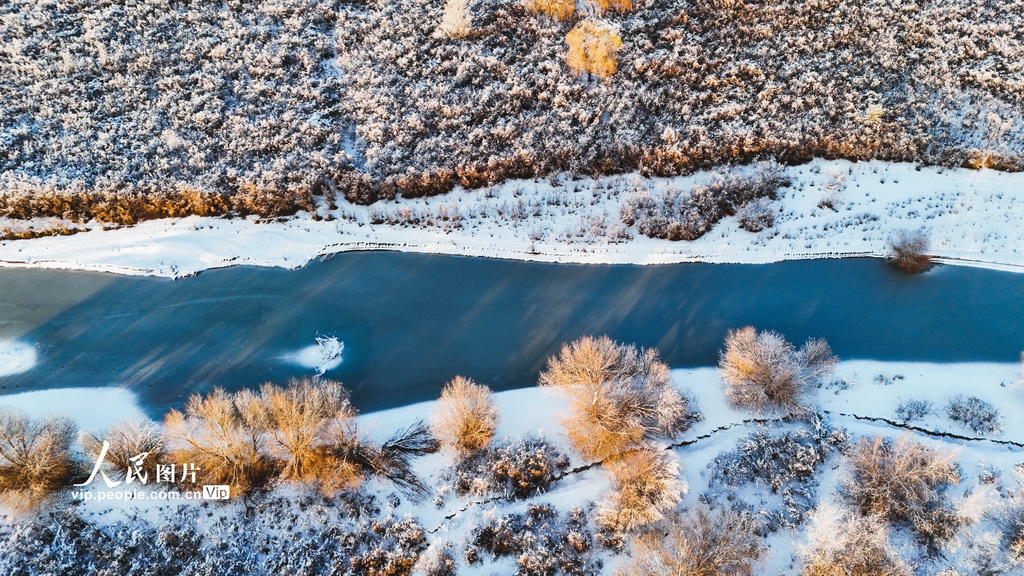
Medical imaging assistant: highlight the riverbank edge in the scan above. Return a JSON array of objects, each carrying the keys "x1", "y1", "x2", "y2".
[{"x1": 2, "y1": 159, "x2": 1023, "y2": 278}]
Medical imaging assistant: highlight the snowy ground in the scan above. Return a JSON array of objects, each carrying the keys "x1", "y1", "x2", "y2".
[
  {"x1": 1, "y1": 159, "x2": 1023, "y2": 277},
  {"x1": 6, "y1": 360, "x2": 1023, "y2": 574}
]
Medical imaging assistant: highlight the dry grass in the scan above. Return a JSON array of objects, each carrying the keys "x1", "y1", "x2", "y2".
[
  {"x1": 622, "y1": 502, "x2": 764, "y2": 576},
  {"x1": 887, "y1": 229, "x2": 932, "y2": 273},
  {"x1": 597, "y1": 448, "x2": 685, "y2": 533},
  {"x1": 719, "y1": 326, "x2": 837, "y2": 415},
  {"x1": 0, "y1": 408, "x2": 77, "y2": 510},
  {"x1": 539, "y1": 336, "x2": 689, "y2": 461},
  {"x1": 430, "y1": 376, "x2": 499, "y2": 459},
  {"x1": 565, "y1": 20, "x2": 623, "y2": 78}
]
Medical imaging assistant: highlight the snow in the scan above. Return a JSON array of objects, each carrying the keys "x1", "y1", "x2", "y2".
[
  {"x1": 0, "y1": 341, "x2": 35, "y2": 377},
  {"x1": 5, "y1": 359, "x2": 1024, "y2": 573},
  {"x1": 283, "y1": 336, "x2": 344, "y2": 375},
  {"x1": 1, "y1": 160, "x2": 1024, "y2": 278},
  {"x1": 0, "y1": 387, "x2": 147, "y2": 431}
]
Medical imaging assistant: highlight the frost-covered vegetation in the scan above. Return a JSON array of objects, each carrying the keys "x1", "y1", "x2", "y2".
[
  {"x1": 4, "y1": 341, "x2": 1024, "y2": 574},
  {"x1": 2, "y1": 0, "x2": 1023, "y2": 226}
]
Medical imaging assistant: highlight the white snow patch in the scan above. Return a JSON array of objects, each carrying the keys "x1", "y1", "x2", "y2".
[
  {"x1": 0, "y1": 341, "x2": 36, "y2": 376},
  {"x1": 284, "y1": 335, "x2": 344, "y2": 375},
  {"x1": 0, "y1": 387, "x2": 148, "y2": 431}
]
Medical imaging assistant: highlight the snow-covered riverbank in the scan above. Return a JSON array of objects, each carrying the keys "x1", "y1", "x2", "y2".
[
  {"x1": 1, "y1": 159, "x2": 1023, "y2": 278},
  {"x1": 5, "y1": 359, "x2": 1022, "y2": 574}
]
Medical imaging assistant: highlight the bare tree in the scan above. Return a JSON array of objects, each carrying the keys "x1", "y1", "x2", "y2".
[
  {"x1": 0, "y1": 407, "x2": 77, "y2": 509},
  {"x1": 430, "y1": 376, "x2": 499, "y2": 459},
  {"x1": 719, "y1": 326, "x2": 837, "y2": 415},
  {"x1": 540, "y1": 336, "x2": 689, "y2": 461},
  {"x1": 624, "y1": 502, "x2": 764, "y2": 576}
]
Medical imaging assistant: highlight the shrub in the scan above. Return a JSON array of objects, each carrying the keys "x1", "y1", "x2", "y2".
[
  {"x1": 894, "y1": 399, "x2": 933, "y2": 423},
  {"x1": 524, "y1": 0, "x2": 575, "y2": 21},
  {"x1": 589, "y1": 0, "x2": 632, "y2": 14},
  {"x1": 539, "y1": 336, "x2": 690, "y2": 461},
  {"x1": 737, "y1": 198, "x2": 777, "y2": 232},
  {"x1": 887, "y1": 229, "x2": 932, "y2": 273},
  {"x1": 800, "y1": 505, "x2": 911, "y2": 576},
  {"x1": 843, "y1": 436, "x2": 961, "y2": 550},
  {"x1": 164, "y1": 387, "x2": 274, "y2": 496},
  {"x1": 256, "y1": 378, "x2": 362, "y2": 495},
  {"x1": 430, "y1": 376, "x2": 499, "y2": 459},
  {"x1": 438, "y1": 0, "x2": 472, "y2": 38},
  {"x1": 344, "y1": 420, "x2": 439, "y2": 499},
  {"x1": 565, "y1": 20, "x2": 623, "y2": 79},
  {"x1": 718, "y1": 327, "x2": 838, "y2": 415},
  {"x1": 597, "y1": 448, "x2": 685, "y2": 533},
  {"x1": 621, "y1": 163, "x2": 791, "y2": 241},
  {"x1": 946, "y1": 395, "x2": 1001, "y2": 435},
  {"x1": 453, "y1": 435, "x2": 569, "y2": 499},
  {"x1": 470, "y1": 505, "x2": 598, "y2": 576},
  {"x1": 623, "y1": 503, "x2": 764, "y2": 576},
  {"x1": 80, "y1": 418, "x2": 165, "y2": 481},
  {"x1": 708, "y1": 422, "x2": 847, "y2": 530},
  {"x1": 0, "y1": 408, "x2": 77, "y2": 509}
]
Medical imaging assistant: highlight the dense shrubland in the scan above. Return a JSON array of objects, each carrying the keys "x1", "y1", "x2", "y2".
[{"x1": 1, "y1": 0, "x2": 1023, "y2": 224}]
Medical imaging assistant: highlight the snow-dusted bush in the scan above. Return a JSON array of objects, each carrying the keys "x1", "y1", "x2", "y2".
[
  {"x1": 2, "y1": 0, "x2": 1023, "y2": 218},
  {"x1": 469, "y1": 505, "x2": 599, "y2": 576},
  {"x1": 597, "y1": 448, "x2": 685, "y2": 533},
  {"x1": 737, "y1": 198, "x2": 777, "y2": 232},
  {"x1": 453, "y1": 435, "x2": 569, "y2": 499},
  {"x1": 430, "y1": 376, "x2": 499, "y2": 459},
  {"x1": 946, "y1": 395, "x2": 1002, "y2": 435},
  {"x1": 0, "y1": 496, "x2": 428, "y2": 576},
  {"x1": 894, "y1": 398, "x2": 934, "y2": 423},
  {"x1": 800, "y1": 504, "x2": 911, "y2": 576},
  {"x1": 539, "y1": 336, "x2": 691, "y2": 460},
  {"x1": 622, "y1": 503, "x2": 764, "y2": 576},
  {"x1": 708, "y1": 422, "x2": 847, "y2": 529},
  {"x1": 718, "y1": 327, "x2": 838, "y2": 416},
  {"x1": 438, "y1": 0, "x2": 472, "y2": 39},
  {"x1": 887, "y1": 229, "x2": 932, "y2": 273},
  {"x1": 621, "y1": 163, "x2": 790, "y2": 241},
  {"x1": 80, "y1": 418, "x2": 165, "y2": 481},
  {"x1": 843, "y1": 436, "x2": 962, "y2": 550},
  {"x1": 0, "y1": 408, "x2": 77, "y2": 510},
  {"x1": 565, "y1": 20, "x2": 623, "y2": 79}
]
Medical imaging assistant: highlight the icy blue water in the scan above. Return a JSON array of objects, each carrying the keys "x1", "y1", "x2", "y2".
[{"x1": 0, "y1": 253, "x2": 1020, "y2": 415}]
